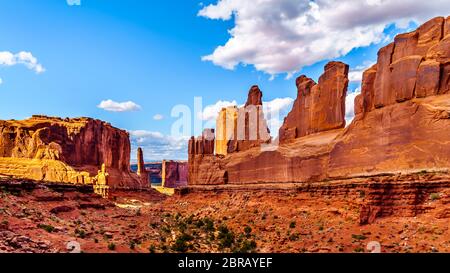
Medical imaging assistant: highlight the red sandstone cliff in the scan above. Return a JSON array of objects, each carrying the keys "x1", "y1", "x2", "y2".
[
  {"x1": 188, "y1": 16, "x2": 450, "y2": 185},
  {"x1": 329, "y1": 16, "x2": 450, "y2": 177},
  {"x1": 230, "y1": 85, "x2": 271, "y2": 153},
  {"x1": 0, "y1": 115, "x2": 148, "y2": 189},
  {"x1": 188, "y1": 129, "x2": 226, "y2": 185},
  {"x1": 279, "y1": 62, "x2": 349, "y2": 143}
]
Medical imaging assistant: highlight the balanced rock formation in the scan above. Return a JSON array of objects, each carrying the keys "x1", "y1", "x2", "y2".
[
  {"x1": 0, "y1": 115, "x2": 148, "y2": 189},
  {"x1": 279, "y1": 62, "x2": 349, "y2": 143},
  {"x1": 188, "y1": 16, "x2": 450, "y2": 185}
]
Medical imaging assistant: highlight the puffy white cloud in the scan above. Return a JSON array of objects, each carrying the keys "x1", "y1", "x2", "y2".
[
  {"x1": 0, "y1": 51, "x2": 45, "y2": 74},
  {"x1": 200, "y1": 97, "x2": 294, "y2": 137},
  {"x1": 262, "y1": 97, "x2": 294, "y2": 136},
  {"x1": 0, "y1": 78, "x2": 3, "y2": 85},
  {"x1": 345, "y1": 88, "x2": 361, "y2": 124},
  {"x1": 129, "y1": 130, "x2": 189, "y2": 161},
  {"x1": 97, "y1": 99, "x2": 142, "y2": 112},
  {"x1": 153, "y1": 114, "x2": 164, "y2": 121},
  {"x1": 199, "y1": 100, "x2": 239, "y2": 121},
  {"x1": 349, "y1": 61, "x2": 376, "y2": 83},
  {"x1": 199, "y1": 0, "x2": 450, "y2": 76},
  {"x1": 349, "y1": 69, "x2": 365, "y2": 83},
  {"x1": 263, "y1": 97, "x2": 294, "y2": 116}
]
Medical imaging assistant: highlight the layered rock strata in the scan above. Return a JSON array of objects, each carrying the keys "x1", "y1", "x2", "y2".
[{"x1": 0, "y1": 115, "x2": 148, "y2": 189}]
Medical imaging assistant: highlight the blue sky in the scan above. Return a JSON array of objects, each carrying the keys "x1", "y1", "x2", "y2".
[{"x1": 0, "y1": 0, "x2": 446, "y2": 161}]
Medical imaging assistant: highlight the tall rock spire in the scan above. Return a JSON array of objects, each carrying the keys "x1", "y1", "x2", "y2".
[{"x1": 137, "y1": 147, "x2": 145, "y2": 176}]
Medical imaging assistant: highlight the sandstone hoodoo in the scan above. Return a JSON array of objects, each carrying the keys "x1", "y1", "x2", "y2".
[
  {"x1": 188, "y1": 16, "x2": 450, "y2": 186},
  {"x1": 0, "y1": 115, "x2": 148, "y2": 189}
]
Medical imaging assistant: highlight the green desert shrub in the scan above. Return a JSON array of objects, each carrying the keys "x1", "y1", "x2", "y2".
[{"x1": 37, "y1": 224, "x2": 55, "y2": 233}]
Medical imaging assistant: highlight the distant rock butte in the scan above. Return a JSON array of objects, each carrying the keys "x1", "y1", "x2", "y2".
[
  {"x1": 188, "y1": 16, "x2": 450, "y2": 185},
  {"x1": 0, "y1": 115, "x2": 148, "y2": 189}
]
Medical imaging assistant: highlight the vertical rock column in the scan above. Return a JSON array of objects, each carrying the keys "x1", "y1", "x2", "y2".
[
  {"x1": 136, "y1": 147, "x2": 149, "y2": 185},
  {"x1": 279, "y1": 61, "x2": 349, "y2": 144}
]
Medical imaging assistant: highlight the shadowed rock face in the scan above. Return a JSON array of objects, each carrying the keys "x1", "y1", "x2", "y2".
[
  {"x1": 0, "y1": 115, "x2": 148, "y2": 189},
  {"x1": 162, "y1": 160, "x2": 188, "y2": 188},
  {"x1": 188, "y1": 129, "x2": 226, "y2": 185},
  {"x1": 279, "y1": 62, "x2": 349, "y2": 144},
  {"x1": 188, "y1": 16, "x2": 450, "y2": 185}
]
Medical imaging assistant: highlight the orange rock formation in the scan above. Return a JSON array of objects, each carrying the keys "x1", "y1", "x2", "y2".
[
  {"x1": 188, "y1": 16, "x2": 450, "y2": 185},
  {"x1": 215, "y1": 106, "x2": 238, "y2": 156},
  {"x1": 279, "y1": 62, "x2": 349, "y2": 143},
  {"x1": 215, "y1": 86, "x2": 271, "y2": 156},
  {"x1": 0, "y1": 115, "x2": 148, "y2": 189}
]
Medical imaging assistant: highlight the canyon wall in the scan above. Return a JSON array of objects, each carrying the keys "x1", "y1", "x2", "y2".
[
  {"x1": 0, "y1": 115, "x2": 148, "y2": 189},
  {"x1": 188, "y1": 16, "x2": 450, "y2": 185}
]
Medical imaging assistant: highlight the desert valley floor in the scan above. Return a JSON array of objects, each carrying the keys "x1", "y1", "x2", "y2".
[{"x1": 1, "y1": 174, "x2": 449, "y2": 253}]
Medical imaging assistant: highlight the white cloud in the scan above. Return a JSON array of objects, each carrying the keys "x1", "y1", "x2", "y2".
[
  {"x1": 97, "y1": 99, "x2": 142, "y2": 112},
  {"x1": 0, "y1": 78, "x2": 2, "y2": 85},
  {"x1": 349, "y1": 70, "x2": 365, "y2": 83},
  {"x1": 200, "y1": 100, "x2": 239, "y2": 121},
  {"x1": 153, "y1": 114, "x2": 164, "y2": 121},
  {"x1": 345, "y1": 88, "x2": 361, "y2": 124},
  {"x1": 199, "y1": 0, "x2": 450, "y2": 77},
  {"x1": 349, "y1": 61, "x2": 376, "y2": 83},
  {"x1": 263, "y1": 97, "x2": 294, "y2": 116},
  {"x1": 0, "y1": 51, "x2": 45, "y2": 74},
  {"x1": 129, "y1": 130, "x2": 189, "y2": 161},
  {"x1": 200, "y1": 97, "x2": 294, "y2": 137},
  {"x1": 67, "y1": 0, "x2": 81, "y2": 6},
  {"x1": 262, "y1": 97, "x2": 294, "y2": 137}
]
